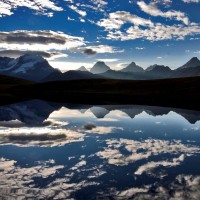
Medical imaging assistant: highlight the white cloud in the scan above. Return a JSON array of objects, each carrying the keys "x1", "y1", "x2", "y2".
[
  {"x1": 92, "y1": 0, "x2": 108, "y2": 7},
  {"x1": 68, "y1": 5, "x2": 87, "y2": 17},
  {"x1": 97, "y1": 10, "x2": 200, "y2": 41},
  {"x1": 49, "y1": 61, "x2": 94, "y2": 71},
  {"x1": 107, "y1": 23, "x2": 200, "y2": 41},
  {"x1": 97, "y1": 59, "x2": 120, "y2": 62},
  {"x1": 135, "y1": 47, "x2": 145, "y2": 50},
  {"x1": 183, "y1": 0, "x2": 200, "y2": 2},
  {"x1": 0, "y1": 0, "x2": 63, "y2": 17},
  {"x1": 194, "y1": 50, "x2": 200, "y2": 54},
  {"x1": 97, "y1": 11, "x2": 153, "y2": 30},
  {"x1": 137, "y1": 1, "x2": 189, "y2": 25},
  {"x1": 80, "y1": 18, "x2": 86, "y2": 23},
  {"x1": 67, "y1": 16, "x2": 75, "y2": 21}
]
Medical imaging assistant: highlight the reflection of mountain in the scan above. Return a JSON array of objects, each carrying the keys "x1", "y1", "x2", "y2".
[
  {"x1": 0, "y1": 100, "x2": 60, "y2": 125},
  {"x1": 0, "y1": 100, "x2": 200, "y2": 125},
  {"x1": 90, "y1": 107, "x2": 110, "y2": 118},
  {"x1": 173, "y1": 109, "x2": 200, "y2": 124}
]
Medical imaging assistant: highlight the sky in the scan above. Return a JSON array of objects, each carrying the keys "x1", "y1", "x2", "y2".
[{"x1": 0, "y1": 0, "x2": 200, "y2": 71}]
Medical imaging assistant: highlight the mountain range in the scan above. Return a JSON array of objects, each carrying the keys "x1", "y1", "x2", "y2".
[{"x1": 0, "y1": 54, "x2": 200, "y2": 82}]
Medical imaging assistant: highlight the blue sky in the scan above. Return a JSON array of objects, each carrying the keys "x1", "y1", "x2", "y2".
[{"x1": 0, "y1": 0, "x2": 200, "y2": 71}]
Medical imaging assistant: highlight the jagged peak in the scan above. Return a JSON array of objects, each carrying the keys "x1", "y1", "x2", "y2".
[
  {"x1": 19, "y1": 54, "x2": 45, "y2": 62},
  {"x1": 94, "y1": 61, "x2": 106, "y2": 65},
  {"x1": 189, "y1": 57, "x2": 199, "y2": 61}
]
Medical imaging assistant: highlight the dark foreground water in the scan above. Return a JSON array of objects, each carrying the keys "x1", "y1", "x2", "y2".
[{"x1": 1, "y1": 100, "x2": 200, "y2": 199}]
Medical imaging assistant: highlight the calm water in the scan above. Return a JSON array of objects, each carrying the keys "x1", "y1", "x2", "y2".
[{"x1": 1, "y1": 100, "x2": 200, "y2": 199}]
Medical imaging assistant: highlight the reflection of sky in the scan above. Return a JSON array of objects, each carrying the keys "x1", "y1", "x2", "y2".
[{"x1": 1, "y1": 102, "x2": 200, "y2": 199}]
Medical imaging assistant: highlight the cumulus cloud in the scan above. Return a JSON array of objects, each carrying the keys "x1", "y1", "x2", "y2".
[
  {"x1": 68, "y1": 5, "x2": 87, "y2": 17},
  {"x1": 92, "y1": 0, "x2": 108, "y2": 7},
  {"x1": 183, "y1": 0, "x2": 200, "y2": 2},
  {"x1": 109, "y1": 23, "x2": 200, "y2": 41},
  {"x1": 0, "y1": 0, "x2": 63, "y2": 17},
  {"x1": 0, "y1": 30, "x2": 85, "y2": 51},
  {"x1": 96, "y1": 11, "x2": 200, "y2": 41},
  {"x1": 137, "y1": 1, "x2": 189, "y2": 25},
  {"x1": 97, "y1": 11, "x2": 153, "y2": 30}
]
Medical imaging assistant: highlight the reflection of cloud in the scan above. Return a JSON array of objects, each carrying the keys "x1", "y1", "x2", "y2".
[
  {"x1": 85, "y1": 126, "x2": 123, "y2": 134},
  {"x1": 0, "y1": 128, "x2": 84, "y2": 147},
  {"x1": 97, "y1": 139, "x2": 200, "y2": 171},
  {"x1": 83, "y1": 122, "x2": 96, "y2": 130},
  {"x1": 0, "y1": 157, "x2": 100, "y2": 199},
  {"x1": 71, "y1": 160, "x2": 86, "y2": 170},
  {"x1": 97, "y1": 118, "x2": 119, "y2": 122},
  {"x1": 135, "y1": 154, "x2": 185, "y2": 175},
  {"x1": 113, "y1": 187, "x2": 149, "y2": 199},
  {"x1": 105, "y1": 174, "x2": 200, "y2": 199},
  {"x1": 0, "y1": 119, "x2": 68, "y2": 128}
]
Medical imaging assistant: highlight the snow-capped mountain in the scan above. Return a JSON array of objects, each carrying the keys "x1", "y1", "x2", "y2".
[
  {"x1": 0, "y1": 54, "x2": 59, "y2": 82},
  {"x1": 0, "y1": 57, "x2": 15, "y2": 70}
]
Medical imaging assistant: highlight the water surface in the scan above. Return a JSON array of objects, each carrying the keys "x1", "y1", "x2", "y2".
[{"x1": 1, "y1": 100, "x2": 200, "y2": 199}]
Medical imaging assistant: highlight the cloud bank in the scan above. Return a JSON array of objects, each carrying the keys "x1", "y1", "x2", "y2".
[{"x1": 0, "y1": 0, "x2": 63, "y2": 17}]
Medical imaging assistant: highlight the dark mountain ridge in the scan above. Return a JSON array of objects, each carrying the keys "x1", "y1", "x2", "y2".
[{"x1": 0, "y1": 54, "x2": 200, "y2": 82}]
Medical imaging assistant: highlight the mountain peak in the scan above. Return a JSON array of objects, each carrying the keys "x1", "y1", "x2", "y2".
[
  {"x1": 121, "y1": 62, "x2": 144, "y2": 73},
  {"x1": 90, "y1": 61, "x2": 110, "y2": 74},
  {"x1": 19, "y1": 54, "x2": 45, "y2": 62},
  {"x1": 130, "y1": 62, "x2": 136, "y2": 65},
  {"x1": 77, "y1": 66, "x2": 88, "y2": 71},
  {"x1": 190, "y1": 57, "x2": 199, "y2": 61},
  {"x1": 146, "y1": 64, "x2": 169, "y2": 71},
  {"x1": 0, "y1": 54, "x2": 57, "y2": 81},
  {"x1": 178, "y1": 57, "x2": 200, "y2": 70}
]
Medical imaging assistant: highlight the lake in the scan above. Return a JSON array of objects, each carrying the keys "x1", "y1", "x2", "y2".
[{"x1": 1, "y1": 100, "x2": 200, "y2": 199}]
